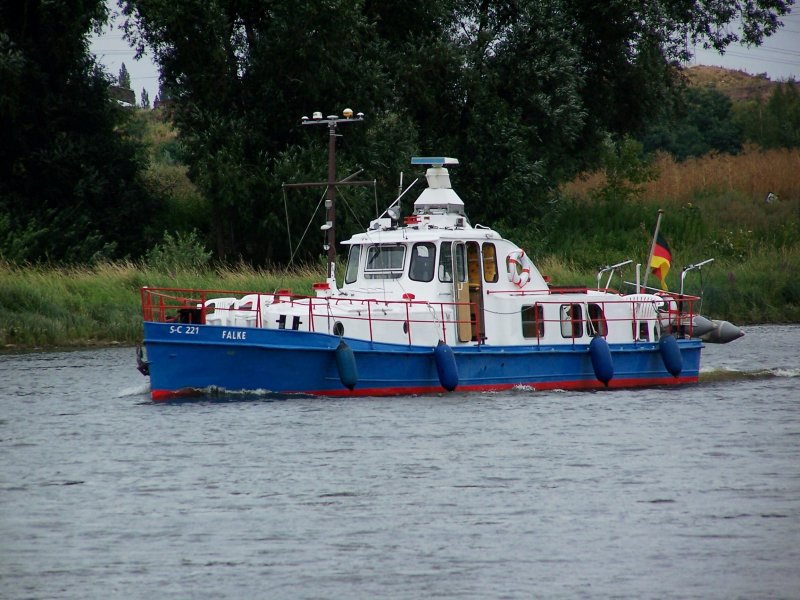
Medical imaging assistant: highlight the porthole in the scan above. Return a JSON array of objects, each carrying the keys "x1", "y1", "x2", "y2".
[
  {"x1": 333, "y1": 321, "x2": 345, "y2": 337},
  {"x1": 402, "y1": 321, "x2": 409, "y2": 334}
]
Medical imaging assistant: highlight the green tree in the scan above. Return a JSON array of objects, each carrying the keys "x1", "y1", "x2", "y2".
[
  {"x1": 121, "y1": 0, "x2": 793, "y2": 264},
  {"x1": 641, "y1": 87, "x2": 744, "y2": 159},
  {"x1": 763, "y1": 82, "x2": 800, "y2": 148},
  {"x1": 118, "y1": 61, "x2": 131, "y2": 88},
  {"x1": 736, "y1": 81, "x2": 800, "y2": 149},
  {"x1": 140, "y1": 87, "x2": 150, "y2": 108},
  {"x1": 0, "y1": 0, "x2": 160, "y2": 264}
]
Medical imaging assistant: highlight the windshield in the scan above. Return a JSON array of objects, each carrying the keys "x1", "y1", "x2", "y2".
[
  {"x1": 345, "y1": 245, "x2": 360, "y2": 283},
  {"x1": 365, "y1": 244, "x2": 405, "y2": 279}
]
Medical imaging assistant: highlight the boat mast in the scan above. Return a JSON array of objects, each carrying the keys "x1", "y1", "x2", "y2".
[{"x1": 300, "y1": 109, "x2": 365, "y2": 278}]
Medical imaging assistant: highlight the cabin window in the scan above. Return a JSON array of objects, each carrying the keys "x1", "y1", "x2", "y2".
[
  {"x1": 521, "y1": 304, "x2": 544, "y2": 338},
  {"x1": 409, "y1": 242, "x2": 436, "y2": 282},
  {"x1": 482, "y1": 243, "x2": 498, "y2": 283},
  {"x1": 438, "y1": 242, "x2": 453, "y2": 282},
  {"x1": 560, "y1": 304, "x2": 583, "y2": 338},
  {"x1": 364, "y1": 244, "x2": 405, "y2": 279},
  {"x1": 454, "y1": 243, "x2": 467, "y2": 282},
  {"x1": 587, "y1": 303, "x2": 608, "y2": 337},
  {"x1": 345, "y1": 245, "x2": 361, "y2": 284}
]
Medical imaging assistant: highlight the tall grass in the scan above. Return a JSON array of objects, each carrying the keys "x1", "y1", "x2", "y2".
[
  {"x1": 0, "y1": 260, "x2": 326, "y2": 348},
  {"x1": 562, "y1": 145, "x2": 800, "y2": 203},
  {"x1": 537, "y1": 146, "x2": 800, "y2": 277}
]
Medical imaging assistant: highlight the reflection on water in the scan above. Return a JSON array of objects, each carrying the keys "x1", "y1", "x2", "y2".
[{"x1": 1, "y1": 326, "x2": 798, "y2": 599}]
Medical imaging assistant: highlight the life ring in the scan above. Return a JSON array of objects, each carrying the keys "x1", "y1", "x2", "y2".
[{"x1": 506, "y1": 249, "x2": 532, "y2": 288}]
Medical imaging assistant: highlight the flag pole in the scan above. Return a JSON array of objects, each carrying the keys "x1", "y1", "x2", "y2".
[{"x1": 642, "y1": 208, "x2": 664, "y2": 291}]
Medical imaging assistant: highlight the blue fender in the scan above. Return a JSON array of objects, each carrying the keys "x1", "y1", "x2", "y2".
[
  {"x1": 434, "y1": 341, "x2": 459, "y2": 391},
  {"x1": 335, "y1": 340, "x2": 358, "y2": 390},
  {"x1": 589, "y1": 336, "x2": 614, "y2": 386},
  {"x1": 659, "y1": 334, "x2": 683, "y2": 377}
]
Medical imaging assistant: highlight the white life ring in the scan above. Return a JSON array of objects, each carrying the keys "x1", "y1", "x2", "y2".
[{"x1": 506, "y1": 249, "x2": 532, "y2": 288}]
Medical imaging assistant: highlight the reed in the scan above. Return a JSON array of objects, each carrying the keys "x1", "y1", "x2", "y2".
[{"x1": 562, "y1": 146, "x2": 800, "y2": 204}]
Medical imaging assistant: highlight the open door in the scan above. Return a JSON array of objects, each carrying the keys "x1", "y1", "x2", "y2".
[
  {"x1": 466, "y1": 241, "x2": 486, "y2": 342},
  {"x1": 452, "y1": 242, "x2": 471, "y2": 342}
]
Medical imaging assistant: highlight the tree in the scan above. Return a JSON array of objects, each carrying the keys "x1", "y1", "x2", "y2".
[
  {"x1": 141, "y1": 87, "x2": 150, "y2": 108},
  {"x1": 118, "y1": 61, "x2": 131, "y2": 88},
  {"x1": 120, "y1": 0, "x2": 794, "y2": 264},
  {"x1": 0, "y1": 0, "x2": 160, "y2": 264},
  {"x1": 761, "y1": 81, "x2": 800, "y2": 148},
  {"x1": 641, "y1": 87, "x2": 744, "y2": 159},
  {"x1": 736, "y1": 81, "x2": 800, "y2": 149}
]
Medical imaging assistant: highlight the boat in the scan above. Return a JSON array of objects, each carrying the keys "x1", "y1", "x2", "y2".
[{"x1": 137, "y1": 115, "x2": 743, "y2": 401}]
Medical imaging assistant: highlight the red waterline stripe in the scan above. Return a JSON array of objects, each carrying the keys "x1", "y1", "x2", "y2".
[{"x1": 150, "y1": 375, "x2": 698, "y2": 402}]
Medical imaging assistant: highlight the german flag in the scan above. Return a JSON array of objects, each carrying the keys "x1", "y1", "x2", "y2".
[{"x1": 650, "y1": 233, "x2": 672, "y2": 290}]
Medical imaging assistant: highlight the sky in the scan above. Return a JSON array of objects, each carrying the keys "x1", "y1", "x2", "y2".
[
  {"x1": 688, "y1": 10, "x2": 800, "y2": 81},
  {"x1": 89, "y1": 6, "x2": 159, "y2": 105},
  {"x1": 89, "y1": 8, "x2": 800, "y2": 108}
]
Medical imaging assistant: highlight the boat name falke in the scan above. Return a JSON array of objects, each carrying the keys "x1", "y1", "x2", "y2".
[{"x1": 222, "y1": 330, "x2": 247, "y2": 340}]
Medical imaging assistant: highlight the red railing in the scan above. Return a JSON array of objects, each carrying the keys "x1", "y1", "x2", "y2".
[
  {"x1": 140, "y1": 287, "x2": 478, "y2": 345},
  {"x1": 485, "y1": 287, "x2": 701, "y2": 343},
  {"x1": 141, "y1": 286, "x2": 701, "y2": 347}
]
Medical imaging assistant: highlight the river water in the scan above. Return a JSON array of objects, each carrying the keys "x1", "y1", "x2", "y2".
[{"x1": 1, "y1": 325, "x2": 798, "y2": 599}]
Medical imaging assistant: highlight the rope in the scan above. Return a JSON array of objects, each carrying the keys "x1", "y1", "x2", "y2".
[
  {"x1": 285, "y1": 187, "x2": 328, "y2": 269},
  {"x1": 338, "y1": 187, "x2": 368, "y2": 232}
]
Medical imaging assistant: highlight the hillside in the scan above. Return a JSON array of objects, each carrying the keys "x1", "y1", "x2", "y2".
[{"x1": 683, "y1": 65, "x2": 780, "y2": 101}]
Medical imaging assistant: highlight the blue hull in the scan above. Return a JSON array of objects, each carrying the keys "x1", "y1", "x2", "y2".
[{"x1": 143, "y1": 322, "x2": 703, "y2": 400}]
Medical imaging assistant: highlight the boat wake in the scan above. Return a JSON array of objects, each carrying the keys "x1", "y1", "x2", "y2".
[
  {"x1": 699, "y1": 366, "x2": 800, "y2": 383},
  {"x1": 157, "y1": 386, "x2": 317, "y2": 403},
  {"x1": 116, "y1": 383, "x2": 151, "y2": 397}
]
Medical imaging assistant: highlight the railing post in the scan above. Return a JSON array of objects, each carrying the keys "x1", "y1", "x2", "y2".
[
  {"x1": 473, "y1": 302, "x2": 481, "y2": 346},
  {"x1": 140, "y1": 288, "x2": 148, "y2": 321},
  {"x1": 406, "y1": 301, "x2": 412, "y2": 345},
  {"x1": 367, "y1": 300, "x2": 373, "y2": 341}
]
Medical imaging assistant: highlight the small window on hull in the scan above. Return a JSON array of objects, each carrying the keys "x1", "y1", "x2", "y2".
[
  {"x1": 588, "y1": 303, "x2": 608, "y2": 337},
  {"x1": 560, "y1": 304, "x2": 583, "y2": 338},
  {"x1": 522, "y1": 304, "x2": 544, "y2": 338}
]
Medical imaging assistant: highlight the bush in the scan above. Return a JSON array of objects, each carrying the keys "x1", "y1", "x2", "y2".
[{"x1": 145, "y1": 230, "x2": 212, "y2": 275}]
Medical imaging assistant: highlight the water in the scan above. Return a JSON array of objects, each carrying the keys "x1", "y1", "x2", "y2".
[{"x1": 1, "y1": 326, "x2": 799, "y2": 599}]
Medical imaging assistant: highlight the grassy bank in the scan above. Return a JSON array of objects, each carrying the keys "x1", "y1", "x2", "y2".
[
  {"x1": 0, "y1": 261, "x2": 322, "y2": 348},
  {"x1": 1, "y1": 248, "x2": 798, "y2": 349}
]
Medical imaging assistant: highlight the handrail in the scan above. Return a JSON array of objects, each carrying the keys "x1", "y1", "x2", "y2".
[
  {"x1": 140, "y1": 287, "x2": 476, "y2": 346},
  {"x1": 140, "y1": 286, "x2": 700, "y2": 346}
]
